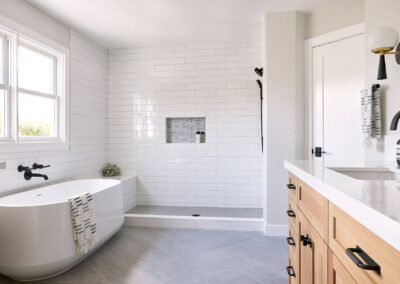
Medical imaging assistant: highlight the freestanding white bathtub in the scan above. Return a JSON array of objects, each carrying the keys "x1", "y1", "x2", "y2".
[{"x1": 0, "y1": 179, "x2": 124, "y2": 281}]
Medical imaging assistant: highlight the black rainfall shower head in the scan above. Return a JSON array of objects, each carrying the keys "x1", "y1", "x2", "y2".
[
  {"x1": 254, "y1": 67, "x2": 263, "y2": 77},
  {"x1": 256, "y1": 79, "x2": 262, "y2": 89}
]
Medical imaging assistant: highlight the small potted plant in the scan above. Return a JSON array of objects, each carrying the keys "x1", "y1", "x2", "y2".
[{"x1": 101, "y1": 163, "x2": 121, "y2": 177}]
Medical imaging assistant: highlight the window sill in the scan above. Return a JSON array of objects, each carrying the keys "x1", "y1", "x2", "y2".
[{"x1": 0, "y1": 140, "x2": 70, "y2": 152}]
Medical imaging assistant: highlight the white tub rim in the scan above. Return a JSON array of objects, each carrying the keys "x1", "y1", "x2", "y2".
[{"x1": 0, "y1": 178, "x2": 121, "y2": 208}]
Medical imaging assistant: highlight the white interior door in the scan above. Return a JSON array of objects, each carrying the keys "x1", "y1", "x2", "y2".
[{"x1": 312, "y1": 34, "x2": 365, "y2": 161}]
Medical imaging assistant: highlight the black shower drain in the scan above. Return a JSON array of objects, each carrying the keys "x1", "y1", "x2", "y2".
[{"x1": 192, "y1": 214, "x2": 200, "y2": 217}]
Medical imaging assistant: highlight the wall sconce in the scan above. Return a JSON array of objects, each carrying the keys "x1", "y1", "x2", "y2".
[{"x1": 367, "y1": 26, "x2": 400, "y2": 80}]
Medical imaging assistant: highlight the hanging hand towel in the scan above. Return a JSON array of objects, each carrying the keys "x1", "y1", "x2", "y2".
[
  {"x1": 68, "y1": 192, "x2": 97, "y2": 253},
  {"x1": 361, "y1": 85, "x2": 382, "y2": 144}
]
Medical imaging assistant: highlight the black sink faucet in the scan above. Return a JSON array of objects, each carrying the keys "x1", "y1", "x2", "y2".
[
  {"x1": 390, "y1": 112, "x2": 400, "y2": 166},
  {"x1": 18, "y1": 164, "x2": 50, "y2": 181},
  {"x1": 390, "y1": 111, "x2": 400, "y2": 130}
]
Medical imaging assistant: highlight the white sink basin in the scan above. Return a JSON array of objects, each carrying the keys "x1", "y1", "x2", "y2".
[{"x1": 328, "y1": 167, "x2": 400, "y2": 180}]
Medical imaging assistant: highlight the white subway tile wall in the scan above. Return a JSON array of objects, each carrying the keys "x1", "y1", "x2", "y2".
[
  {"x1": 0, "y1": 30, "x2": 108, "y2": 194},
  {"x1": 108, "y1": 42, "x2": 263, "y2": 208}
]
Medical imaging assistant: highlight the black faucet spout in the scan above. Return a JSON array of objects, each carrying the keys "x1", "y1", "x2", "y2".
[
  {"x1": 27, "y1": 172, "x2": 48, "y2": 180},
  {"x1": 390, "y1": 111, "x2": 400, "y2": 130}
]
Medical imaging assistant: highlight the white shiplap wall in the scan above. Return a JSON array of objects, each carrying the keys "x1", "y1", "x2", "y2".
[
  {"x1": 108, "y1": 42, "x2": 263, "y2": 208},
  {"x1": 0, "y1": 30, "x2": 108, "y2": 194}
]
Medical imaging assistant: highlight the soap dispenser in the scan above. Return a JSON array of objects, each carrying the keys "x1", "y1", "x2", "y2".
[{"x1": 196, "y1": 131, "x2": 201, "y2": 143}]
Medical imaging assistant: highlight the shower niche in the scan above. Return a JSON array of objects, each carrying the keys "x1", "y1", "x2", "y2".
[{"x1": 166, "y1": 117, "x2": 206, "y2": 143}]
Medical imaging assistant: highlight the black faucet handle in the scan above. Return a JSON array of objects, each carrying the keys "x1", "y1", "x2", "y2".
[
  {"x1": 32, "y1": 163, "x2": 50, "y2": 169},
  {"x1": 18, "y1": 165, "x2": 30, "y2": 172}
]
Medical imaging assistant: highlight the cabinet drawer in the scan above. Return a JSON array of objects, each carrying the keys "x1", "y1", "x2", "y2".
[
  {"x1": 297, "y1": 179, "x2": 329, "y2": 242},
  {"x1": 287, "y1": 173, "x2": 297, "y2": 202},
  {"x1": 329, "y1": 203, "x2": 400, "y2": 283},
  {"x1": 328, "y1": 249, "x2": 356, "y2": 284},
  {"x1": 288, "y1": 197, "x2": 298, "y2": 234}
]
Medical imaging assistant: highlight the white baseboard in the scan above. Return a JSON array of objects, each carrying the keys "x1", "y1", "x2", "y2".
[{"x1": 263, "y1": 224, "x2": 288, "y2": 236}]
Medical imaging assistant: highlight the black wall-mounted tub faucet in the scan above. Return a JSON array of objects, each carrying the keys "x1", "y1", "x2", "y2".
[{"x1": 18, "y1": 164, "x2": 50, "y2": 181}]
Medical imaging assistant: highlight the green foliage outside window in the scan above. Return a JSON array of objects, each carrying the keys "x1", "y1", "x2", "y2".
[
  {"x1": 0, "y1": 115, "x2": 51, "y2": 137},
  {"x1": 18, "y1": 120, "x2": 51, "y2": 136}
]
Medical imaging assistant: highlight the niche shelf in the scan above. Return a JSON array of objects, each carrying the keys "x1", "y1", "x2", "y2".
[{"x1": 166, "y1": 117, "x2": 206, "y2": 143}]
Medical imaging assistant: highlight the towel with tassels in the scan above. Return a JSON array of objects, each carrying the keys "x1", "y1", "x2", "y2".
[
  {"x1": 361, "y1": 85, "x2": 382, "y2": 144},
  {"x1": 68, "y1": 192, "x2": 97, "y2": 253}
]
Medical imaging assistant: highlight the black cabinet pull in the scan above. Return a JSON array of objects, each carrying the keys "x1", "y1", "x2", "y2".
[
  {"x1": 346, "y1": 245, "x2": 381, "y2": 275},
  {"x1": 286, "y1": 210, "x2": 296, "y2": 218},
  {"x1": 286, "y1": 237, "x2": 296, "y2": 246},
  {"x1": 300, "y1": 234, "x2": 312, "y2": 248},
  {"x1": 286, "y1": 266, "x2": 295, "y2": 277},
  {"x1": 287, "y1": 184, "x2": 296, "y2": 190}
]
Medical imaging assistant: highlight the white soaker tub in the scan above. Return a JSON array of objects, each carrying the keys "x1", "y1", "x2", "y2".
[{"x1": 0, "y1": 179, "x2": 124, "y2": 281}]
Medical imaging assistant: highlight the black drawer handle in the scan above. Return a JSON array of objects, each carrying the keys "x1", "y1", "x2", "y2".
[
  {"x1": 300, "y1": 234, "x2": 312, "y2": 248},
  {"x1": 287, "y1": 184, "x2": 296, "y2": 190},
  {"x1": 286, "y1": 237, "x2": 296, "y2": 246},
  {"x1": 286, "y1": 210, "x2": 296, "y2": 218},
  {"x1": 286, "y1": 266, "x2": 295, "y2": 277},
  {"x1": 346, "y1": 245, "x2": 381, "y2": 275}
]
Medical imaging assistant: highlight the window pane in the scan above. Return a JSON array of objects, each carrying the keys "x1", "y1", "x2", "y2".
[
  {"x1": 18, "y1": 93, "x2": 56, "y2": 137},
  {"x1": 18, "y1": 45, "x2": 54, "y2": 94},
  {"x1": 0, "y1": 89, "x2": 5, "y2": 137},
  {"x1": 0, "y1": 37, "x2": 4, "y2": 85}
]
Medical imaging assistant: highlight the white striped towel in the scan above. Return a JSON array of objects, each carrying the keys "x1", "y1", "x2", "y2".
[
  {"x1": 361, "y1": 85, "x2": 382, "y2": 143},
  {"x1": 68, "y1": 192, "x2": 97, "y2": 253}
]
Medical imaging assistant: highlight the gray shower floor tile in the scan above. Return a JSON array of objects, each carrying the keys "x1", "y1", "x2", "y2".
[{"x1": 127, "y1": 205, "x2": 263, "y2": 218}]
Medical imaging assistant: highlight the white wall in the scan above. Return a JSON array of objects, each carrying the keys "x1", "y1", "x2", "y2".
[
  {"x1": 364, "y1": 0, "x2": 400, "y2": 160},
  {"x1": 305, "y1": 0, "x2": 364, "y2": 39},
  {"x1": 0, "y1": 26, "x2": 108, "y2": 193},
  {"x1": 0, "y1": 0, "x2": 70, "y2": 48},
  {"x1": 108, "y1": 43, "x2": 263, "y2": 208},
  {"x1": 264, "y1": 11, "x2": 305, "y2": 234}
]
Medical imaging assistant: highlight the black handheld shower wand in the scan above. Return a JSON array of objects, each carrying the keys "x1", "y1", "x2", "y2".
[{"x1": 256, "y1": 79, "x2": 263, "y2": 153}]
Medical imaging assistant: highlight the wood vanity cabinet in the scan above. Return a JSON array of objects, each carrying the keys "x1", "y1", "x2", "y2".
[{"x1": 286, "y1": 172, "x2": 400, "y2": 284}]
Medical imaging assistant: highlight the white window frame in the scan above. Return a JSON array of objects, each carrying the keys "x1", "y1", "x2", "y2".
[
  {"x1": 0, "y1": 32, "x2": 10, "y2": 139},
  {"x1": 0, "y1": 17, "x2": 70, "y2": 152}
]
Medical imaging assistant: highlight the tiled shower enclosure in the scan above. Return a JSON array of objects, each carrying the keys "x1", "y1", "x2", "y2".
[{"x1": 108, "y1": 42, "x2": 263, "y2": 208}]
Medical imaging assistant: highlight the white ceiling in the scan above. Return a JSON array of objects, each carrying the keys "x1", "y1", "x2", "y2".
[{"x1": 27, "y1": 0, "x2": 337, "y2": 49}]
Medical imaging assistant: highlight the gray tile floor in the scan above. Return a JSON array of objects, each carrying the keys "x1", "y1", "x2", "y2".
[
  {"x1": 0, "y1": 227, "x2": 287, "y2": 284},
  {"x1": 127, "y1": 205, "x2": 263, "y2": 218}
]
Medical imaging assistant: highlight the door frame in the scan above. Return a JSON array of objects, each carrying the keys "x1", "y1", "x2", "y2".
[{"x1": 304, "y1": 23, "x2": 365, "y2": 159}]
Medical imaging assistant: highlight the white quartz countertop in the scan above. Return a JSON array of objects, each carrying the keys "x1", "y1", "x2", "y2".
[{"x1": 284, "y1": 160, "x2": 400, "y2": 252}]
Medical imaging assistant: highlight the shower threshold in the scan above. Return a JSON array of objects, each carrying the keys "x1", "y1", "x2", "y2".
[
  {"x1": 127, "y1": 205, "x2": 262, "y2": 218},
  {"x1": 125, "y1": 206, "x2": 264, "y2": 231}
]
